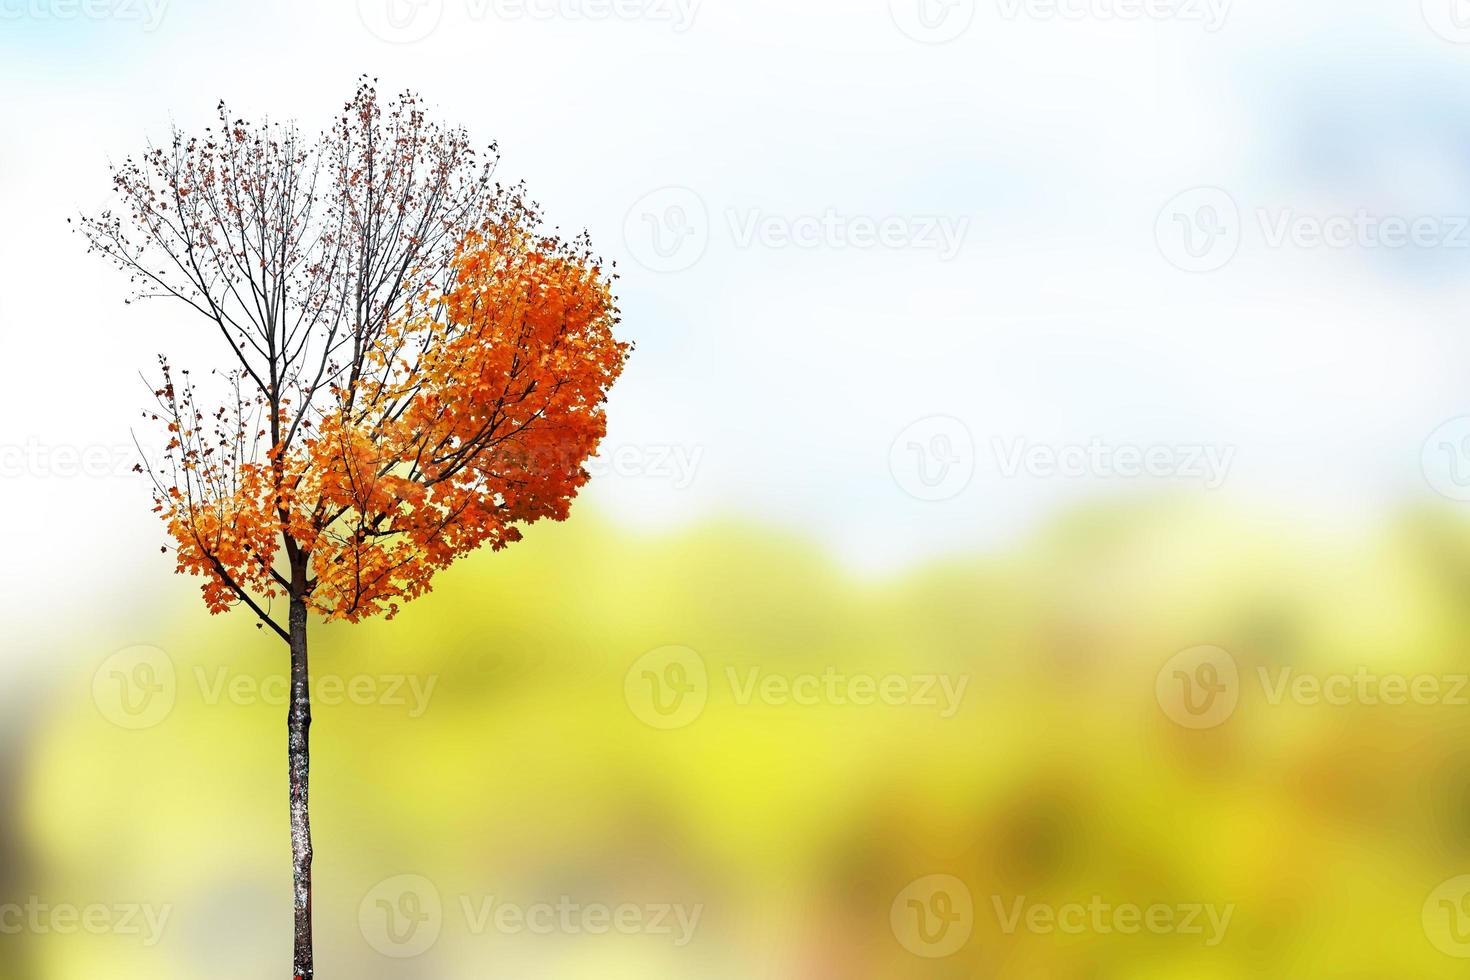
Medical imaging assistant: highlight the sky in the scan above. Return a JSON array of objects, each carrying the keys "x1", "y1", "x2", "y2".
[{"x1": 5, "y1": 0, "x2": 1470, "y2": 635}]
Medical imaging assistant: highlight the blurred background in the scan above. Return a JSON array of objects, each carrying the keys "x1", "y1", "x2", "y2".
[{"x1": 8, "y1": 0, "x2": 1470, "y2": 975}]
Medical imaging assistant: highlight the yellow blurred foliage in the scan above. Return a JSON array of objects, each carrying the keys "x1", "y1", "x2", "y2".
[{"x1": 15, "y1": 500, "x2": 1470, "y2": 977}]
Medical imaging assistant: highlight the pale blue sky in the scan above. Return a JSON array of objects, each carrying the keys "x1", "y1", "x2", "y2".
[{"x1": 5, "y1": 0, "x2": 1470, "y2": 628}]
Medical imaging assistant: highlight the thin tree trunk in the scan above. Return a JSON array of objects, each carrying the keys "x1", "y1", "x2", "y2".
[{"x1": 288, "y1": 592, "x2": 314, "y2": 979}]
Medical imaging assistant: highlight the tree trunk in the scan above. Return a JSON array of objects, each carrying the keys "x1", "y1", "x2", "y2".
[{"x1": 288, "y1": 594, "x2": 314, "y2": 979}]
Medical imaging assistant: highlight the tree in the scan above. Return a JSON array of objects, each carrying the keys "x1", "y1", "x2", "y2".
[{"x1": 80, "y1": 79, "x2": 630, "y2": 979}]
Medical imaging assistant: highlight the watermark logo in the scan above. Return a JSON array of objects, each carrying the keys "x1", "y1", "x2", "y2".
[
  {"x1": 586, "y1": 443, "x2": 704, "y2": 489},
  {"x1": 992, "y1": 895, "x2": 1234, "y2": 945},
  {"x1": 992, "y1": 437, "x2": 1234, "y2": 488},
  {"x1": 493, "y1": 0, "x2": 699, "y2": 29},
  {"x1": 461, "y1": 895, "x2": 702, "y2": 944},
  {"x1": 1156, "y1": 645, "x2": 1239, "y2": 729},
  {"x1": 1425, "y1": 875, "x2": 1470, "y2": 956},
  {"x1": 360, "y1": 878, "x2": 701, "y2": 954},
  {"x1": 625, "y1": 646, "x2": 709, "y2": 729},
  {"x1": 93, "y1": 645, "x2": 176, "y2": 730},
  {"x1": 1423, "y1": 0, "x2": 1470, "y2": 43},
  {"x1": 0, "y1": 899, "x2": 172, "y2": 945},
  {"x1": 360, "y1": 875, "x2": 444, "y2": 958},
  {"x1": 194, "y1": 667, "x2": 439, "y2": 717},
  {"x1": 0, "y1": 0, "x2": 168, "y2": 30},
  {"x1": 892, "y1": 875, "x2": 974, "y2": 957},
  {"x1": 624, "y1": 191, "x2": 971, "y2": 270},
  {"x1": 728, "y1": 667, "x2": 969, "y2": 717},
  {"x1": 1258, "y1": 667, "x2": 1470, "y2": 707},
  {"x1": 624, "y1": 187, "x2": 709, "y2": 273},
  {"x1": 625, "y1": 648, "x2": 970, "y2": 729},
  {"x1": 1423, "y1": 417, "x2": 1470, "y2": 502},
  {"x1": 1256, "y1": 210, "x2": 1470, "y2": 251},
  {"x1": 1163, "y1": 654, "x2": 1470, "y2": 726},
  {"x1": 727, "y1": 209, "x2": 970, "y2": 260},
  {"x1": 1156, "y1": 187, "x2": 1241, "y2": 273},
  {"x1": 890, "y1": 416, "x2": 976, "y2": 502},
  {"x1": 1159, "y1": 188, "x2": 1470, "y2": 272},
  {"x1": 995, "y1": 0, "x2": 1229, "y2": 30},
  {"x1": 889, "y1": 0, "x2": 975, "y2": 43},
  {"x1": 359, "y1": 0, "x2": 697, "y2": 38},
  {"x1": 0, "y1": 440, "x2": 137, "y2": 480},
  {"x1": 357, "y1": 0, "x2": 444, "y2": 42},
  {"x1": 94, "y1": 658, "x2": 439, "y2": 731}
]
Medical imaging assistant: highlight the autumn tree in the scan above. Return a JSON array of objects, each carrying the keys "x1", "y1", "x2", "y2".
[{"x1": 80, "y1": 80, "x2": 629, "y2": 979}]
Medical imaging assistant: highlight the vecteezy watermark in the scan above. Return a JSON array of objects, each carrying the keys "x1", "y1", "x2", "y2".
[
  {"x1": 623, "y1": 188, "x2": 972, "y2": 273},
  {"x1": 358, "y1": 0, "x2": 444, "y2": 42},
  {"x1": 1155, "y1": 645, "x2": 1240, "y2": 729},
  {"x1": 482, "y1": 441, "x2": 702, "y2": 488},
  {"x1": 1155, "y1": 187, "x2": 1241, "y2": 273},
  {"x1": 624, "y1": 187, "x2": 710, "y2": 274},
  {"x1": 1256, "y1": 210, "x2": 1470, "y2": 251},
  {"x1": 1423, "y1": 0, "x2": 1470, "y2": 44},
  {"x1": 487, "y1": 0, "x2": 698, "y2": 28},
  {"x1": 1157, "y1": 646, "x2": 1470, "y2": 730},
  {"x1": 995, "y1": 0, "x2": 1229, "y2": 31},
  {"x1": 361, "y1": 875, "x2": 445, "y2": 958},
  {"x1": 726, "y1": 209, "x2": 970, "y2": 261},
  {"x1": 889, "y1": 416, "x2": 976, "y2": 503},
  {"x1": 727, "y1": 666, "x2": 969, "y2": 716},
  {"x1": 93, "y1": 645, "x2": 178, "y2": 730},
  {"x1": 1257, "y1": 667, "x2": 1470, "y2": 708},
  {"x1": 991, "y1": 437, "x2": 1236, "y2": 489},
  {"x1": 624, "y1": 647, "x2": 970, "y2": 730},
  {"x1": 992, "y1": 895, "x2": 1235, "y2": 946},
  {"x1": 1157, "y1": 187, "x2": 1470, "y2": 273},
  {"x1": 585, "y1": 443, "x2": 703, "y2": 489},
  {"x1": 359, "y1": 875, "x2": 702, "y2": 958},
  {"x1": 93, "y1": 646, "x2": 439, "y2": 730},
  {"x1": 1422, "y1": 417, "x2": 1470, "y2": 502},
  {"x1": 0, "y1": 0, "x2": 168, "y2": 30},
  {"x1": 624, "y1": 646, "x2": 709, "y2": 730},
  {"x1": 892, "y1": 875, "x2": 974, "y2": 958},
  {"x1": 0, "y1": 899, "x2": 172, "y2": 946},
  {"x1": 358, "y1": 0, "x2": 697, "y2": 42},
  {"x1": 0, "y1": 440, "x2": 136, "y2": 480},
  {"x1": 1425, "y1": 875, "x2": 1470, "y2": 957},
  {"x1": 460, "y1": 896, "x2": 701, "y2": 946},
  {"x1": 890, "y1": 0, "x2": 975, "y2": 43},
  {"x1": 192, "y1": 667, "x2": 438, "y2": 718}
]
